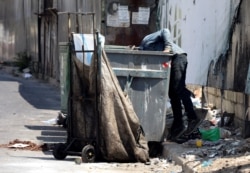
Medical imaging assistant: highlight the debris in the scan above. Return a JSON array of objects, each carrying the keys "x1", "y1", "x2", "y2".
[
  {"x1": 199, "y1": 126, "x2": 220, "y2": 141},
  {"x1": 220, "y1": 112, "x2": 235, "y2": 127},
  {"x1": 191, "y1": 97, "x2": 202, "y2": 108},
  {"x1": 201, "y1": 159, "x2": 213, "y2": 167},
  {"x1": 42, "y1": 118, "x2": 57, "y2": 125},
  {"x1": 196, "y1": 139, "x2": 203, "y2": 147},
  {"x1": 56, "y1": 112, "x2": 67, "y2": 128},
  {"x1": 23, "y1": 72, "x2": 32, "y2": 79},
  {"x1": 205, "y1": 109, "x2": 221, "y2": 125},
  {"x1": 22, "y1": 68, "x2": 30, "y2": 73},
  {"x1": 8, "y1": 143, "x2": 30, "y2": 148},
  {"x1": 219, "y1": 128, "x2": 231, "y2": 139},
  {"x1": 75, "y1": 157, "x2": 82, "y2": 165},
  {"x1": 0, "y1": 139, "x2": 49, "y2": 151}
]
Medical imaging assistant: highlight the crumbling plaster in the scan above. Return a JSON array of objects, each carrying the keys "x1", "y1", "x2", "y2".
[{"x1": 202, "y1": 0, "x2": 250, "y2": 133}]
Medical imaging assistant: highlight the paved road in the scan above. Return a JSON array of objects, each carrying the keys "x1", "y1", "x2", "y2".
[
  {"x1": 2, "y1": 67, "x2": 250, "y2": 173},
  {"x1": 0, "y1": 68, "x2": 74, "y2": 173},
  {"x1": 0, "y1": 69, "x2": 65, "y2": 144},
  {"x1": 0, "y1": 67, "x2": 182, "y2": 173}
]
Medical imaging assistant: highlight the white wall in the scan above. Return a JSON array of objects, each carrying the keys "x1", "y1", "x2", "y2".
[{"x1": 161, "y1": 0, "x2": 240, "y2": 85}]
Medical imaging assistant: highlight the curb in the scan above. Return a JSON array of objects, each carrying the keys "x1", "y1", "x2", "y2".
[{"x1": 162, "y1": 142, "x2": 197, "y2": 173}]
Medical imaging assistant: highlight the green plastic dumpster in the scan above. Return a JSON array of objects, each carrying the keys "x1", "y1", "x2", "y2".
[
  {"x1": 105, "y1": 46, "x2": 172, "y2": 142},
  {"x1": 59, "y1": 42, "x2": 70, "y2": 114}
]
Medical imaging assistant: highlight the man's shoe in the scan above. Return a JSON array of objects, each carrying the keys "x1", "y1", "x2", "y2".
[
  {"x1": 167, "y1": 125, "x2": 187, "y2": 141},
  {"x1": 175, "y1": 126, "x2": 187, "y2": 139},
  {"x1": 173, "y1": 135, "x2": 189, "y2": 144},
  {"x1": 184, "y1": 118, "x2": 202, "y2": 135}
]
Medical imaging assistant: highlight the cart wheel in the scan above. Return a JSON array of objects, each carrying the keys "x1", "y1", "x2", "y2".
[
  {"x1": 81, "y1": 144, "x2": 95, "y2": 163},
  {"x1": 53, "y1": 143, "x2": 67, "y2": 160}
]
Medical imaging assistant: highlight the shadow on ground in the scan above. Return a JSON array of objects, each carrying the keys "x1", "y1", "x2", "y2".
[
  {"x1": 0, "y1": 71, "x2": 60, "y2": 110},
  {"x1": 25, "y1": 125, "x2": 67, "y2": 144}
]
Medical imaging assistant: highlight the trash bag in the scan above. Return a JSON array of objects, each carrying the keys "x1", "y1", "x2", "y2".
[{"x1": 199, "y1": 127, "x2": 220, "y2": 141}]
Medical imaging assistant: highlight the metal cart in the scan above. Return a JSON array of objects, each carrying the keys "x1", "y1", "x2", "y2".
[
  {"x1": 53, "y1": 12, "x2": 172, "y2": 162},
  {"x1": 53, "y1": 12, "x2": 101, "y2": 162}
]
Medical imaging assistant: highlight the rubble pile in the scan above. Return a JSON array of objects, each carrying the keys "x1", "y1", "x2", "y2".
[
  {"x1": 181, "y1": 104, "x2": 250, "y2": 156},
  {"x1": 177, "y1": 104, "x2": 250, "y2": 172}
]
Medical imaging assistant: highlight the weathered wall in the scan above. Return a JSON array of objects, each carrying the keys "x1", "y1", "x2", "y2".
[
  {"x1": 0, "y1": 0, "x2": 38, "y2": 63},
  {"x1": 213, "y1": 0, "x2": 249, "y2": 133},
  {"x1": 103, "y1": 0, "x2": 160, "y2": 46},
  {"x1": 38, "y1": 0, "x2": 101, "y2": 82},
  {"x1": 0, "y1": 0, "x2": 101, "y2": 83},
  {"x1": 203, "y1": 86, "x2": 248, "y2": 134},
  {"x1": 193, "y1": 0, "x2": 250, "y2": 135},
  {"x1": 162, "y1": 0, "x2": 240, "y2": 86},
  {"x1": 207, "y1": 0, "x2": 250, "y2": 93}
]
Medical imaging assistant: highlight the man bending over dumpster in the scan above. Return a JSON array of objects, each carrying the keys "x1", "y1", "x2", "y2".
[{"x1": 139, "y1": 28, "x2": 201, "y2": 142}]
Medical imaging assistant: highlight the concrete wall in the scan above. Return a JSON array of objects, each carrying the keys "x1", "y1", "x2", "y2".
[
  {"x1": 204, "y1": 0, "x2": 250, "y2": 133},
  {"x1": 203, "y1": 87, "x2": 248, "y2": 134},
  {"x1": 0, "y1": 0, "x2": 38, "y2": 63},
  {"x1": 160, "y1": 0, "x2": 250, "y2": 135},
  {"x1": 0, "y1": 0, "x2": 101, "y2": 83},
  {"x1": 162, "y1": 0, "x2": 241, "y2": 86},
  {"x1": 207, "y1": 0, "x2": 250, "y2": 93},
  {"x1": 103, "y1": 0, "x2": 160, "y2": 46}
]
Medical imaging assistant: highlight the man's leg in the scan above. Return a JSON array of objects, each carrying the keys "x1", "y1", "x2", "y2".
[
  {"x1": 168, "y1": 54, "x2": 187, "y2": 140},
  {"x1": 181, "y1": 87, "x2": 202, "y2": 135},
  {"x1": 173, "y1": 54, "x2": 201, "y2": 135},
  {"x1": 181, "y1": 88, "x2": 197, "y2": 120},
  {"x1": 169, "y1": 54, "x2": 201, "y2": 136},
  {"x1": 169, "y1": 95, "x2": 183, "y2": 127}
]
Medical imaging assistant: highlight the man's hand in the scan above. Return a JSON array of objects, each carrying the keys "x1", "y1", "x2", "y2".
[{"x1": 163, "y1": 47, "x2": 172, "y2": 53}]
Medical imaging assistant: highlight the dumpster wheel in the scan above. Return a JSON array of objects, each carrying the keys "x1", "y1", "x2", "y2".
[
  {"x1": 81, "y1": 144, "x2": 95, "y2": 162},
  {"x1": 53, "y1": 143, "x2": 67, "y2": 160}
]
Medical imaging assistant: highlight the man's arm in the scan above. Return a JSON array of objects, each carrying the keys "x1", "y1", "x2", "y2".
[{"x1": 161, "y1": 29, "x2": 173, "y2": 53}]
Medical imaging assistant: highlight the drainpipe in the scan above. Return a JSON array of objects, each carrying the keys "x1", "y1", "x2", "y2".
[
  {"x1": 76, "y1": 0, "x2": 79, "y2": 33},
  {"x1": 23, "y1": 0, "x2": 28, "y2": 52}
]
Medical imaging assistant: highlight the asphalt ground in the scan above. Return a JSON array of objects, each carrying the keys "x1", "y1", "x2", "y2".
[
  {"x1": 1, "y1": 65, "x2": 250, "y2": 173},
  {"x1": 0, "y1": 66, "x2": 182, "y2": 173}
]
